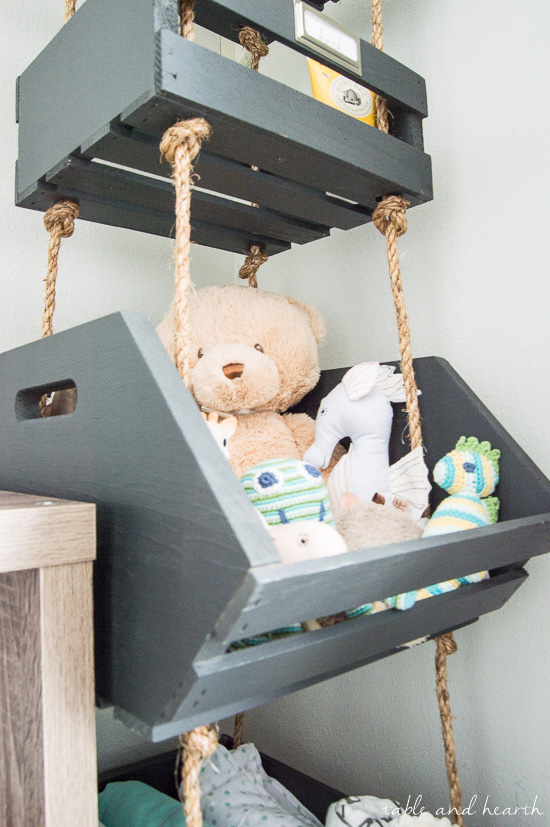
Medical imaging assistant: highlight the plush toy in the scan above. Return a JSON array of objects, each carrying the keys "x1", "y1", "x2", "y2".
[
  {"x1": 423, "y1": 436, "x2": 500, "y2": 536},
  {"x1": 304, "y1": 362, "x2": 431, "y2": 522},
  {"x1": 200, "y1": 411, "x2": 237, "y2": 460},
  {"x1": 240, "y1": 458, "x2": 348, "y2": 564},
  {"x1": 157, "y1": 286, "x2": 424, "y2": 558},
  {"x1": 157, "y1": 285, "x2": 330, "y2": 479}
]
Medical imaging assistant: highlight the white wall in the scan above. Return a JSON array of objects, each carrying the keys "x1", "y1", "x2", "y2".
[{"x1": 3, "y1": 0, "x2": 550, "y2": 819}]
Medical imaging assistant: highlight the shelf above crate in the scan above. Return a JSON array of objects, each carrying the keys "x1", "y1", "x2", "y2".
[
  {"x1": 16, "y1": 0, "x2": 432, "y2": 256},
  {"x1": 0, "y1": 313, "x2": 548, "y2": 739}
]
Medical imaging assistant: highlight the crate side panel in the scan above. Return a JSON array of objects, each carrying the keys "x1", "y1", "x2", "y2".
[
  {"x1": 17, "y1": 0, "x2": 156, "y2": 197},
  {"x1": 293, "y1": 358, "x2": 550, "y2": 520},
  {"x1": 145, "y1": 570, "x2": 524, "y2": 738},
  {"x1": 0, "y1": 314, "x2": 277, "y2": 726},
  {"x1": 121, "y1": 34, "x2": 432, "y2": 209},
  {"x1": 218, "y1": 518, "x2": 549, "y2": 639},
  {"x1": 194, "y1": 0, "x2": 428, "y2": 117}
]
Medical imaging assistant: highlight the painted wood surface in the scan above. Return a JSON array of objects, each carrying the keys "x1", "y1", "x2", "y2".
[
  {"x1": 16, "y1": 0, "x2": 432, "y2": 253},
  {"x1": 1, "y1": 316, "x2": 548, "y2": 738}
]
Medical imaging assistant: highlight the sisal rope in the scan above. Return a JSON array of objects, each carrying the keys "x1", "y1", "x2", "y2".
[
  {"x1": 371, "y1": 4, "x2": 462, "y2": 823},
  {"x1": 233, "y1": 712, "x2": 245, "y2": 749},
  {"x1": 238, "y1": 246, "x2": 269, "y2": 289},
  {"x1": 179, "y1": 0, "x2": 195, "y2": 41},
  {"x1": 64, "y1": 0, "x2": 76, "y2": 22},
  {"x1": 372, "y1": 197, "x2": 422, "y2": 451},
  {"x1": 40, "y1": 0, "x2": 79, "y2": 414},
  {"x1": 180, "y1": 726, "x2": 219, "y2": 827},
  {"x1": 160, "y1": 119, "x2": 211, "y2": 386},
  {"x1": 435, "y1": 635, "x2": 464, "y2": 827},
  {"x1": 163, "y1": 12, "x2": 218, "y2": 818},
  {"x1": 239, "y1": 26, "x2": 269, "y2": 72},
  {"x1": 237, "y1": 27, "x2": 270, "y2": 287},
  {"x1": 370, "y1": 0, "x2": 390, "y2": 133},
  {"x1": 40, "y1": 201, "x2": 79, "y2": 416}
]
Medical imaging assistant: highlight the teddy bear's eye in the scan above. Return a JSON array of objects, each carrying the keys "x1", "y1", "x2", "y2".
[
  {"x1": 197, "y1": 348, "x2": 204, "y2": 359},
  {"x1": 254, "y1": 343, "x2": 264, "y2": 353}
]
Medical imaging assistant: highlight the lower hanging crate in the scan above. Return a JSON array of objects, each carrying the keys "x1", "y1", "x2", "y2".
[{"x1": 0, "y1": 313, "x2": 548, "y2": 740}]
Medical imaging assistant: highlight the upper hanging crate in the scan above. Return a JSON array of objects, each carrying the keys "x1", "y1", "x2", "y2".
[
  {"x1": 15, "y1": 0, "x2": 432, "y2": 257},
  {"x1": 1, "y1": 313, "x2": 549, "y2": 741}
]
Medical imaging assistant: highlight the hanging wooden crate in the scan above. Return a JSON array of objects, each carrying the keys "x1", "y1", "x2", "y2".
[
  {"x1": 1, "y1": 314, "x2": 549, "y2": 740},
  {"x1": 15, "y1": 0, "x2": 432, "y2": 256}
]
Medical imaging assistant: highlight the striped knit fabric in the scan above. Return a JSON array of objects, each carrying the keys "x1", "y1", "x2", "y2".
[
  {"x1": 422, "y1": 493, "x2": 498, "y2": 536},
  {"x1": 240, "y1": 458, "x2": 334, "y2": 526}
]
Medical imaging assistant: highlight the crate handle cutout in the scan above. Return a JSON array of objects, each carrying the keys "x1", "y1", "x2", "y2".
[{"x1": 15, "y1": 380, "x2": 77, "y2": 420}]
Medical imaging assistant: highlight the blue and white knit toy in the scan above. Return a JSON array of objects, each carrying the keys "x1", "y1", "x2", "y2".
[
  {"x1": 423, "y1": 436, "x2": 500, "y2": 536},
  {"x1": 240, "y1": 458, "x2": 334, "y2": 526}
]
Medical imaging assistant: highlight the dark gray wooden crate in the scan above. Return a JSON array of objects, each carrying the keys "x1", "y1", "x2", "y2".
[
  {"x1": 16, "y1": 0, "x2": 432, "y2": 256},
  {"x1": 0, "y1": 313, "x2": 548, "y2": 740}
]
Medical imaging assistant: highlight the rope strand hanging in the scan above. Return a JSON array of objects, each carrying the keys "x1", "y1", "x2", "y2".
[
  {"x1": 238, "y1": 27, "x2": 270, "y2": 288},
  {"x1": 40, "y1": 0, "x2": 79, "y2": 416},
  {"x1": 159, "y1": 8, "x2": 218, "y2": 826},
  {"x1": 370, "y1": 2, "x2": 463, "y2": 823}
]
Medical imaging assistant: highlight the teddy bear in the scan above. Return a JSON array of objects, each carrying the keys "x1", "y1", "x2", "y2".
[
  {"x1": 157, "y1": 284, "x2": 421, "y2": 554},
  {"x1": 157, "y1": 284, "x2": 340, "y2": 478}
]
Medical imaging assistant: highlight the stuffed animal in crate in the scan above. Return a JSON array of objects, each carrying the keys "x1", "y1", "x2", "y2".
[
  {"x1": 240, "y1": 458, "x2": 348, "y2": 564},
  {"x1": 157, "y1": 285, "x2": 422, "y2": 557},
  {"x1": 157, "y1": 285, "x2": 328, "y2": 478}
]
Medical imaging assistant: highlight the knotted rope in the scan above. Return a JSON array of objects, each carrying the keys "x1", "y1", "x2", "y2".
[
  {"x1": 40, "y1": 200, "x2": 79, "y2": 416},
  {"x1": 238, "y1": 246, "x2": 269, "y2": 289},
  {"x1": 372, "y1": 196, "x2": 421, "y2": 451},
  {"x1": 239, "y1": 26, "x2": 269, "y2": 72},
  {"x1": 160, "y1": 118, "x2": 211, "y2": 386},
  {"x1": 180, "y1": 726, "x2": 219, "y2": 827},
  {"x1": 237, "y1": 27, "x2": 270, "y2": 287},
  {"x1": 371, "y1": 5, "x2": 462, "y2": 823}
]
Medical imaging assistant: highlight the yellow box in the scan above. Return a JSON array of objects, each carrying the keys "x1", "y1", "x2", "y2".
[{"x1": 308, "y1": 58, "x2": 376, "y2": 126}]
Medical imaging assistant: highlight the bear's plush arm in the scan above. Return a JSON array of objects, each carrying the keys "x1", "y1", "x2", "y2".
[{"x1": 283, "y1": 412, "x2": 346, "y2": 475}]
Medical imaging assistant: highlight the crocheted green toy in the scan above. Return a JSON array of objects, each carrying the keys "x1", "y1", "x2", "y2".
[{"x1": 423, "y1": 436, "x2": 500, "y2": 536}]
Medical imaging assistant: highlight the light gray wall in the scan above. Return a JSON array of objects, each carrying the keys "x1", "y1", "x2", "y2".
[{"x1": 2, "y1": 0, "x2": 549, "y2": 818}]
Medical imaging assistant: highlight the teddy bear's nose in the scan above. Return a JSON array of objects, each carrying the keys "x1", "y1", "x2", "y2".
[{"x1": 223, "y1": 363, "x2": 244, "y2": 380}]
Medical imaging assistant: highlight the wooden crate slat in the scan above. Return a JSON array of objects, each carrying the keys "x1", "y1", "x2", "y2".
[
  {"x1": 193, "y1": 0, "x2": 428, "y2": 117},
  {"x1": 81, "y1": 123, "x2": 373, "y2": 231},
  {"x1": 44, "y1": 155, "x2": 327, "y2": 246},
  {"x1": 17, "y1": 179, "x2": 291, "y2": 256},
  {"x1": 216, "y1": 517, "x2": 549, "y2": 642},
  {"x1": 137, "y1": 571, "x2": 525, "y2": 740},
  {"x1": 120, "y1": 33, "x2": 432, "y2": 210}
]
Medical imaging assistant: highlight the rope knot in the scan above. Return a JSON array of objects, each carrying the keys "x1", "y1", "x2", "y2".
[
  {"x1": 43, "y1": 200, "x2": 79, "y2": 238},
  {"x1": 181, "y1": 725, "x2": 218, "y2": 760},
  {"x1": 372, "y1": 195, "x2": 410, "y2": 239},
  {"x1": 239, "y1": 26, "x2": 269, "y2": 70},
  {"x1": 160, "y1": 118, "x2": 211, "y2": 167},
  {"x1": 439, "y1": 632, "x2": 458, "y2": 657},
  {"x1": 238, "y1": 245, "x2": 268, "y2": 288}
]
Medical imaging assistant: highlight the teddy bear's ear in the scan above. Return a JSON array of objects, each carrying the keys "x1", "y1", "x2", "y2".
[{"x1": 285, "y1": 296, "x2": 326, "y2": 344}]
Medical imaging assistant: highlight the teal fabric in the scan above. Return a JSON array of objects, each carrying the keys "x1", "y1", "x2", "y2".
[{"x1": 99, "y1": 781, "x2": 200, "y2": 827}]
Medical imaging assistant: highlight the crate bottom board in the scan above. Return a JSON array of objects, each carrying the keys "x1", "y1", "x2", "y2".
[{"x1": 112, "y1": 568, "x2": 525, "y2": 741}]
